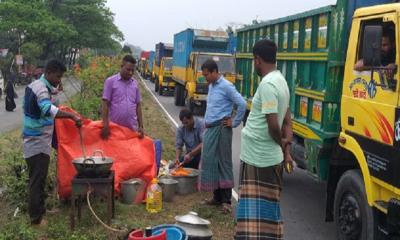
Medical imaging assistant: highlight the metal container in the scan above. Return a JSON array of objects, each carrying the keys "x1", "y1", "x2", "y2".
[
  {"x1": 72, "y1": 150, "x2": 113, "y2": 177},
  {"x1": 175, "y1": 212, "x2": 212, "y2": 240},
  {"x1": 121, "y1": 178, "x2": 146, "y2": 204},
  {"x1": 169, "y1": 168, "x2": 199, "y2": 195},
  {"x1": 158, "y1": 178, "x2": 178, "y2": 202}
]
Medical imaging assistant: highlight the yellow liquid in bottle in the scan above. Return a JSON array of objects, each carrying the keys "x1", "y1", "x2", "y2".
[{"x1": 146, "y1": 179, "x2": 162, "y2": 213}]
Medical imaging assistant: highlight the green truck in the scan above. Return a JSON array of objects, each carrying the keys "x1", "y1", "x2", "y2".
[{"x1": 236, "y1": 0, "x2": 400, "y2": 239}]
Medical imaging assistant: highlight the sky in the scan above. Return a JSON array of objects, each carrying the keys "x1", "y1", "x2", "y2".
[{"x1": 106, "y1": 0, "x2": 337, "y2": 51}]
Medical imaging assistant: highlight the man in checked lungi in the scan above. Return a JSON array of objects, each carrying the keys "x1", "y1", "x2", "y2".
[
  {"x1": 199, "y1": 59, "x2": 246, "y2": 213},
  {"x1": 235, "y1": 39, "x2": 294, "y2": 240}
]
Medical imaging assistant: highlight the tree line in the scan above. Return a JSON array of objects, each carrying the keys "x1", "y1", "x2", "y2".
[{"x1": 0, "y1": 0, "x2": 124, "y2": 80}]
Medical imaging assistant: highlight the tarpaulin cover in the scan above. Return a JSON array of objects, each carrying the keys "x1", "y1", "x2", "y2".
[{"x1": 55, "y1": 107, "x2": 156, "y2": 199}]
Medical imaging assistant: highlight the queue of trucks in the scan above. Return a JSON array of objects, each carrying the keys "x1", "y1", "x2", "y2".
[
  {"x1": 138, "y1": 1, "x2": 400, "y2": 239},
  {"x1": 139, "y1": 29, "x2": 236, "y2": 114}
]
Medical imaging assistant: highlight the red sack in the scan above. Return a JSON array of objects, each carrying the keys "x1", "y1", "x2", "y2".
[{"x1": 55, "y1": 107, "x2": 156, "y2": 199}]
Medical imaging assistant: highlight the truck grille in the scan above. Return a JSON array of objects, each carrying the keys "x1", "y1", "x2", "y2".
[{"x1": 195, "y1": 83, "x2": 208, "y2": 94}]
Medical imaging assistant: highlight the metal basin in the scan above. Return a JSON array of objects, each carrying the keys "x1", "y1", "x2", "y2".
[{"x1": 169, "y1": 168, "x2": 199, "y2": 195}]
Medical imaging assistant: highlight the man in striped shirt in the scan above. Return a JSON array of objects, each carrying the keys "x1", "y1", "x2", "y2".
[{"x1": 23, "y1": 59, "x2": 81, "y2": 225}]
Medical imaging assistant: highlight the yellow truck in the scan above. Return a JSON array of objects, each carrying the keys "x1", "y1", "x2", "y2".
[
  {"x1": 236, "y1": 0, "x2": 400, "y2": 239},
  {"x1": 155, "y1": 57, "x2": 175, "y2": 96},
  {"x1": 153, "y1": 42, "x2": 173, "y2": 84},
  {"x1": 172, "y1": 29, "x2": 236, "y2": 114}
]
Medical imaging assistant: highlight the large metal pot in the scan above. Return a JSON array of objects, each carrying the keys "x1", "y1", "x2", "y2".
[
  {"x1": 169, "y1": 168, "x2": 199, "y2": 195},
  {"x1": 121, "y1": 178, "x2": 146, "y2": 204},
  {"x1": 175, "y1": 212, "x2": 212, "y2": 240},
  {"x1": 72, "y1": 150, "x2": 113, "y2": 177}
]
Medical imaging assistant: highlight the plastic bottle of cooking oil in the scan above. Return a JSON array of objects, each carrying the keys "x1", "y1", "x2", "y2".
[{"x1": 146, "y1": 178, "x2": 162, "y2": 213}]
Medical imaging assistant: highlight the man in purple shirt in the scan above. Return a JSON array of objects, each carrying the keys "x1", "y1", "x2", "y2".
[{"x1": 101, "y1": 55, "x2": 144, "y2": 139}]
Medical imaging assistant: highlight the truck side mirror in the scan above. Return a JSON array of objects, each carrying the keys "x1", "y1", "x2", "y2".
[{"x1": 363, "y1": 25, "x2": 382, "y2": 67}]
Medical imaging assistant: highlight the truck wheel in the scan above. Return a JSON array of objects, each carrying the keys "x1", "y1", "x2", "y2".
[
  {"x1": 155, "y1": 78, "x2": 159, "y2": 92},
  {"x1": 334, "y1": 170, "x2": 374, "y2": 240},
  {"x1": 174, "y1": 85, "x2": 181, "y2": 106},
  {"x1": 178, "y1": 85, "x2": 185, "y2": 106}
]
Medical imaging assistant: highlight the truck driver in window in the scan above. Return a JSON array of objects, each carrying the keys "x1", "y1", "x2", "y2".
[{"x1": 354, "y1": 30, "x2": 396, "y2": 71}]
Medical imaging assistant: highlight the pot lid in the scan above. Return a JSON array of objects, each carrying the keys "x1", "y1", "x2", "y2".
[{"x1": 175, "y1": 211, "x2": 210, "y2": 225}]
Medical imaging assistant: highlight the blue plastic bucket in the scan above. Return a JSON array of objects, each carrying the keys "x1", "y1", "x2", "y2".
[{"x1": 152, "y1": 224, "x2": 187, "y2": 240}]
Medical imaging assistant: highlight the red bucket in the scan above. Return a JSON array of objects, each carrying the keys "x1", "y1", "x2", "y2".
[{"x1": 128, "y1": 229, "x2": 166, "y2": 240}]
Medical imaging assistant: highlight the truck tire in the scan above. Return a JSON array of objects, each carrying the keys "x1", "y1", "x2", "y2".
[
  {"x1": 178, "y1": 85, "x2": 185, "y2": 106},
  {"x1": 334, "y1": 170, "x2": 374, "y2": 240},
  {"x1": 174, "y1": 84, "x2": 181, "y2": 106},
  {"x1": 155, "y1": 78, "x2": 159, "y2": 92}
]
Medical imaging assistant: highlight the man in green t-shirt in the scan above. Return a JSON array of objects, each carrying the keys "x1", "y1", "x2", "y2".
[{"x1": 235, "y1": 39, "x2": 293, "y2": 240}]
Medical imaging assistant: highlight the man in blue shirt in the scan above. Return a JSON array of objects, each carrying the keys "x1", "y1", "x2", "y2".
[
  {"x1": 174, "y1": 109, "x2": 204, "y2": 169},
  {"x1": 199, "y1": 59, "x2": 246, "y2": 213}
]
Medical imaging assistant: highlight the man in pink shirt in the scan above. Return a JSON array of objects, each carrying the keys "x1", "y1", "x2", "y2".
[{"x1": 101, "y1": 55, "x2": 144, "y2": 139}]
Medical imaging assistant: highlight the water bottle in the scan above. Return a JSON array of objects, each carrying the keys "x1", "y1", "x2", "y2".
[{"x1": 146, "y1": 178, "x2": 162, "y2": 213}]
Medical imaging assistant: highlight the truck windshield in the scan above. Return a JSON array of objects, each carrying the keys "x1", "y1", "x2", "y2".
[
  {"x1": 164, "y1": 59, "x2": 173, "y2": 70},
  {"x1": 197, "y1": 55, "x2": 235, "y2": 73}
]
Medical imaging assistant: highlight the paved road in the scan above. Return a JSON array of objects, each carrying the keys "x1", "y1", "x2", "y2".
[
  {"x1": 0, "y1": 76, "x2": 80, "y2": 134},
  {"x1": 141, "y1": 77, "x2": 336, "y2": 240}
]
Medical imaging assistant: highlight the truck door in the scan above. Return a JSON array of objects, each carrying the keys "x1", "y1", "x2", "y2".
[{"x1": 342, "y1": 13, "x2": 400, "y2": 189}]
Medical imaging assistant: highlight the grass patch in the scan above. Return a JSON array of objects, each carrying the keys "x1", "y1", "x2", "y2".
[{"x1": 138, "y1": 78, "x2": 176, "y2": 161}]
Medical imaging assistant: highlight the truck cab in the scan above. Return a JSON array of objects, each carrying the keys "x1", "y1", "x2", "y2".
[
  {"x1": 153, "y1": 42, "x2": 173, "y2": 85},
  {"x1": 155, "y1": 57, "x2": 175, "y2": 96},
  {"x1": 138, "y1": 58, "x2": 148, "y2": 78},
  {"x1": 181, "y1": 52, "x2": 235, "y2": 113},
  {"x1": 338, "y1": 4, "x2": 400, "y2": 239},
  {"x1": 150, "y1": 58, "x2": 156, "y2": 82},
  {"x1": 172, "y1": 28, "x2": 235, "y2": 114}
]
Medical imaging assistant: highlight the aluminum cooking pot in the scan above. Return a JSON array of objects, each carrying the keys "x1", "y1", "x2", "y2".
[
  {"x1": 169, "y1": 168, "x2": 199, "y2": 195},
  {"x1": 175, "y1": 211, "x2": 212, "y2": 240},
  {"x1": 72, "y1": 150, "x2": 113, "y2": 177}
]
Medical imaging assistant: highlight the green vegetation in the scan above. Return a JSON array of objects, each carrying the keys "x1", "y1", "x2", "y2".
[{"x1": 0, "y1": 0, "x2": 124, "y2": 80}]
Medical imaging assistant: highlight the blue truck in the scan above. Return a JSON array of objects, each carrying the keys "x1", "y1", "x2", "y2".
[
  {"x1": 153, "y1": 42, "x2": 173, "y2": 86},
  {"x1": 172, "y1": 28, "x2": 236, "y2": 113}
]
